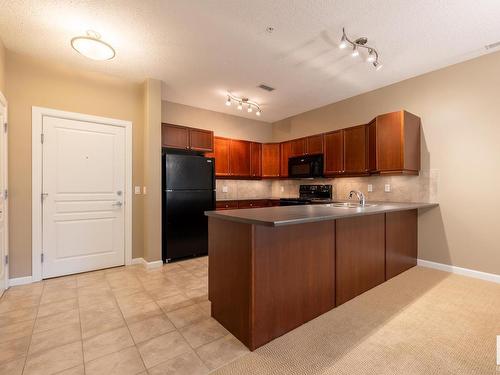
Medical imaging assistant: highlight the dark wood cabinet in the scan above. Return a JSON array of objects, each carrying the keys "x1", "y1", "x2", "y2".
[
  {"x1": 323, "y1": 130, "x2": 344, "y2": 175},
  {"x1": 335, "y1": 214, "x2": 386, "y2": 305},
  {"x1": 190, "y1": 128, "x2": 214, "y2": 152},
  {"x1": 216, "y1": 201, "x2": 238, "y2": 210},
  {"x1": 343, "y1": 125, "x2": 368, "y2": 175},
  {"x1": 229, "y1": 140, "x2": 251, "y2": 177},
  {"x1": 162, "y1": 123, "x2": 214, "y2": 152},
  {"x1": 162, "y1": 124, "x2": 189, "y2": 150},
  {"x1": 385, "y1": 210, "x2": 418, "y2": 280},
  {"x1": 261, "y1": 143, "x2": 280, "y2": 178},
  {"x1": 213, "y1": 137, "x2": 230, "y2": 176},
  {"x1": 306, "y1": 134, "x2": 323, "y2": 154},
  {"x1": 216, "y1": 199, "x2": 275, "y2": 210},
  {"x1": 368, "y1": 110, "x2": 421, "y2": 175},
  {"x1": 250, "y1": 142, "x2": 262, "y2": 178},
  {"x1": 290, "y1": 138, "x2": 306, "y2": 156},
  {"x1": 280, "y1": 141, "x2": 292, "y2": 177}
]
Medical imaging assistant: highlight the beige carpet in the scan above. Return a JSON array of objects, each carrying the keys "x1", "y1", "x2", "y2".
[{"x1": 213, "y1": 267, "x2": 500, "y2": 375}]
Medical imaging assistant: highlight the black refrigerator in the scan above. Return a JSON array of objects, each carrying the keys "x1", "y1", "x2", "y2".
[{"x1": 162, "y1": 153, "x2": 215, "y2": 262}]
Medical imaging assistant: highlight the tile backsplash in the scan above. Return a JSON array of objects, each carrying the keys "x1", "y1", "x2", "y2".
[{"x1": 217, "y1": 169, "x2": 438, "y2": 203}]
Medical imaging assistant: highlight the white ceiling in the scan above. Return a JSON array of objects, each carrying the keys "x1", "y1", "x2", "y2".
[{"x1": 1, "y1": 1, "x2": 500, "y2": 122}]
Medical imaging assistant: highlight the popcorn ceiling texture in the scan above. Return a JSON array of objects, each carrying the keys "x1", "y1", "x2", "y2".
[{"x1": 216, "y1": 169, "x2": 438, "y2": 203}]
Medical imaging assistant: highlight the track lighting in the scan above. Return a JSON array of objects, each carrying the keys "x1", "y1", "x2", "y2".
[
  {"x1": 225, "y1": 93, "x2": 262, "y2": 116},
  {"x1": 339, "y1": 28, "x2": 382, "y2": 70}
]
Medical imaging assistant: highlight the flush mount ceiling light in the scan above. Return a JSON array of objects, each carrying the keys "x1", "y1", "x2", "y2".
[
  {"x1": 225, "y1": 93, "x2": 262, "y2": 116},
  {"x1": 339, "y1": 28, "x2": 382, "y2": 70},
  {"x1": 71, "y1": 30, "x2": 115, "y2": 61}
]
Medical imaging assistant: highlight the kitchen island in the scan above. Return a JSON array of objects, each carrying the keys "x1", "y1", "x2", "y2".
[{"x1": 205, "y1": 202, "x2": 437, "y2": 350}]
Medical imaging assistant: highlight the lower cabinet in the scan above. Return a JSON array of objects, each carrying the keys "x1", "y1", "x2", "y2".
[
  {"x1": 385, "y1": 210, "x2": 418, "y2": 279},
  {"x1": 216, "y1": 199, "x2": 277, "y2": 210},
  {"x1": 335, "y1": 214, "x2": 386, "y2": 305}
]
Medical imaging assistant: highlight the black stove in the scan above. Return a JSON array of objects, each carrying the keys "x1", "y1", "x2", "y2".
[{"x1": 279, "y1": 185, "x2": 333, "y2": 206}]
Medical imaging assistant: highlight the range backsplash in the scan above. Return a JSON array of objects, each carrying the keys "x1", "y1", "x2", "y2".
[{"x1": 216, "y1": 169, "x2": 438, "y2": 203}]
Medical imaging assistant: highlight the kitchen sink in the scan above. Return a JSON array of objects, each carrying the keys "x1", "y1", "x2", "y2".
[{"x1": 326, "y1": 202, "x2": 377, "y2": 208}]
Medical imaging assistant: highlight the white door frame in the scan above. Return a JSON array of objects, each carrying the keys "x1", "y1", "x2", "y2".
[
  {"x1": 32, "y1": 107, "x2": 133, "y2": 282},
  {"x1": 0, "y1": 92, "x2": 8, "y2": 290}
]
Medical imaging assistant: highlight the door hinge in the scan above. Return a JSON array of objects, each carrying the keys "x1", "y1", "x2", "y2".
[
  {"x1": 3, "y1": 122, "x2": 6, "y2": 133},
  {"x1": 4, "y1": 255, "x2": 8, "y2": 265},
  {"x1": 41, "y1": 133, "x2": 44, "y2": 144},
  {"x1": 41, "y1": 253, "x2": 44, "y2": 263},
  {"x1": 3, "y1": 189, "x2": 7, "y2": 200}
]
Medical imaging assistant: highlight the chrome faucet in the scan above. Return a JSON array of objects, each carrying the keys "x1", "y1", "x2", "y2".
[{"x1": 348, "y1": 190, "x2": 366, "y2": 206}]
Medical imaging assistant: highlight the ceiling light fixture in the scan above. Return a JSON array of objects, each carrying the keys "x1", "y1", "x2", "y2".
[
  {"x1": 339, "y1": 28, "x2": 382, "y2": 70},
  {"x1": 71, "y1": 30, "x2": 115, "y2": 61},
  {"x1": 225, "y1": 93, "x2": 262, "y2": 116}
]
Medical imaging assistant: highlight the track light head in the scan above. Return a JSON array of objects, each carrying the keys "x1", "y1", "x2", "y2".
[
  {"x1": 367, "y1": 49, "x2": 376, "y2": 63},
  {"x1": 256, "y1": 110, "x2": 261, "y2": 116},
  {"x1": 373, "y1": 61, "x2": 383, "y2": 70},
  {"x1": 247, "y1": 105, "x2": 253, "y2": 113},
  {"x1": 237, "y1": 102, "x2": 243, "y2": 110},
  {"x1": 339, "y1": 33, "x2": 348, "y2": 49},
  {"x1": 351, "y1": 45, "x2": 359, "y2": 57},
  {"x1": 225, "y1": 96, "x2": 231, "y2": 106}
]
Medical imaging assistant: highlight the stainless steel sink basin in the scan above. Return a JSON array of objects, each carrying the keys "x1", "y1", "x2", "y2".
[{"x1": 326, "y1": 202, "x2": 377, "y2": 208}]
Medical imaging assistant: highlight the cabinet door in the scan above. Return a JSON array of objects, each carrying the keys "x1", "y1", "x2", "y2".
[
  {"x1": 162, "y1": 124, "x2": 189, "y2": 150},
  {"x1": 343, "y1": 125, "x2": 367, "y2": 174},
  {"x1": 374, "y1": 112, "x2": 403, "y2": 171},
  {"x1": 213, "y1": 137, "x2": 230, "y2": 176},
  {"x1": 367, "y1": 120, "x2": 377, "y2": 172},
  {"x1": 250, "y1": 142, "x2": 262, "y2": 178},
  {"x1": 262, "y1": 143, "x2": 280, "y2": 177},
  {"x1": 336, "y1": 214, "x2": 385, "y2": 305},
  {"x1": 280, "y1": 141, "x2": 292, "y2": 177},
  {"x1": 290, "y1": 138, "x2": 306, "y2": 156},
  {"x1": 306, "y1": 135, "x2": 323, "y2": 154},
  {"x1": 190, "y1": 129, "x2": 213, "y2": 152},
  {"x1": 385, "y1": 210, "x2": 417, "y2": 280},
  {"x1": 229, "y1": 140, "x2": 251, "y2": 177},
  {"x1": 323, "y1": 131, "x2": 344, "y2": 175}
]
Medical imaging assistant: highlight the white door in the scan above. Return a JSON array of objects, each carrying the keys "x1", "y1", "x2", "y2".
[
  {"x1": 0, "y1": 97, "x2": 7, "y2": 295},
  {"x1": 42, "y1": 116, "x2": 126, "y2": 278}
]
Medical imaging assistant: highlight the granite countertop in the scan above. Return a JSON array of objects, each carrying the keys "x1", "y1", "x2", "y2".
[{"x1": 205, "y1": 202, "x2": 438, "y2": 226}]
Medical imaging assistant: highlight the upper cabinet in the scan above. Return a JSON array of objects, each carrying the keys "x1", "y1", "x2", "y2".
[
  {"x1": 368, "y1": 111, "x2": 421, "y2": 175},
  {"x1": 229, "y1": 139, "x2": 251, "y2": 177},
  {"x1": 290, "y1": 135, "x2": 323, "y2": 157},
  {"x1": 262, "y1": 143, "x2": 280, "y2": 178},
  {"x1": 280, "y1": 141, "x2": 292, "y2": 177},
  {"x1": 212, "y1": 137, "x2": 230, "y2": 177},
  {"x1": 323, "y1": 130, "x2": 343, "y2": 175},
  {"x1": 162, "y1": 123, "x2": 214, "y2": 152},
  {"x1": 250, "y1": 142, "x2": 262, "y2": 178},
  {"x1": 343, "y1": 125, "x2": 368, "y2": 176}
]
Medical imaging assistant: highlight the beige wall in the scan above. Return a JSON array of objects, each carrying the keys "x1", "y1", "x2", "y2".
[
  {"x1": 5, "y1": 51, "x2": 145, "y2": 278},
  {"x1": 0, "y1": 38, "x2": 5, "y2": 93},
  {"x1": 162, "y1": 101, "x2": 273, "y2": 143},
  {"x1": 273, "y1": 51, "x2": 500, "y2": 275},
  {"x1": 143, "y1": 79, "x2": 162, "y2": 262}
]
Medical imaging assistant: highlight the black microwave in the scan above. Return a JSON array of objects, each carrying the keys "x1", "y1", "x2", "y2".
[{"x1": 288, "y1": 154, "x2": 324, "y2": 178}]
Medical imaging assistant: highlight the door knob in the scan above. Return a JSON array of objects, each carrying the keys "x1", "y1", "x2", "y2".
[{"x1": 112, "y1": 201, "x2": 123, "y2": 207}]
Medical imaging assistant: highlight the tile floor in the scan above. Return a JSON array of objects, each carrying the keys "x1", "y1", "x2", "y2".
[{"x1": 0, "y1": 257, "x2": 249, "y2": 374}]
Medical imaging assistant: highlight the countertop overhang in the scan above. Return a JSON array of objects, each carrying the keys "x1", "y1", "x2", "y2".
[{"x1": 205, "y1": 202, "x2": 438, "y2": 226}]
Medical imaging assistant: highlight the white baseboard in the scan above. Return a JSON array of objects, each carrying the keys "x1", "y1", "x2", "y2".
[
  {"x1": 8, "y1": 276, "x2": 33, "y2": 287},
  {"x1": 417, "y1": 259, "x2": 500, "y2": 284},
  {"x1": 131, "y1": 258, "x2": 163, "y2": 269}
]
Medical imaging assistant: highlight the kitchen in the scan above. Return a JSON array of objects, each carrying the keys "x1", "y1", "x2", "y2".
[{"x1": 0, "y1": 2, "x2": 500, "y2": 375}]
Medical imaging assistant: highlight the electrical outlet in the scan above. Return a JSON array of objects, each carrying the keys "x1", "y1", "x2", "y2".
[
  {"x1": 280, "y1": 186, "x2": 284, "y2": 193},
  {"x1": 384, "y1": 184, "x2": 391, "y2": 192},
  {"x1": 134, "y1": 186, "x2": 141, "y2": 195},
  {"x1": 367, "y1": 184, "x2": 373, "y2": 192},
  {"x1": 143, "y1": 186, "x2": 147, "y2": 195},
  {"x1": 222, "y1": 186, "x2": 228, "y2": 193}
]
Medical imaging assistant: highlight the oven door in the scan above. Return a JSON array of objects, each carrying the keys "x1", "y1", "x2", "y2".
[{"x1": 288, "y1": 155, "x2": 323, "y2": 178}]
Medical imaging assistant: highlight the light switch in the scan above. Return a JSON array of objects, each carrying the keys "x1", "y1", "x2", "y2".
[
  {"x1": 222, "y1": 186, "x2": 228, "y2": 193},
  {"x1": 384, "y1": 184, "x2": 391, "y2": 192},
  {"x1": 367, "y1": 184, "x2": 373, "y2": 192},
  {"x1": 134, "y1": 186, "x2": 141, "y2": 195},
  {"x1": 143, "y1": 186, "x2": 147, "y2": 195}
]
